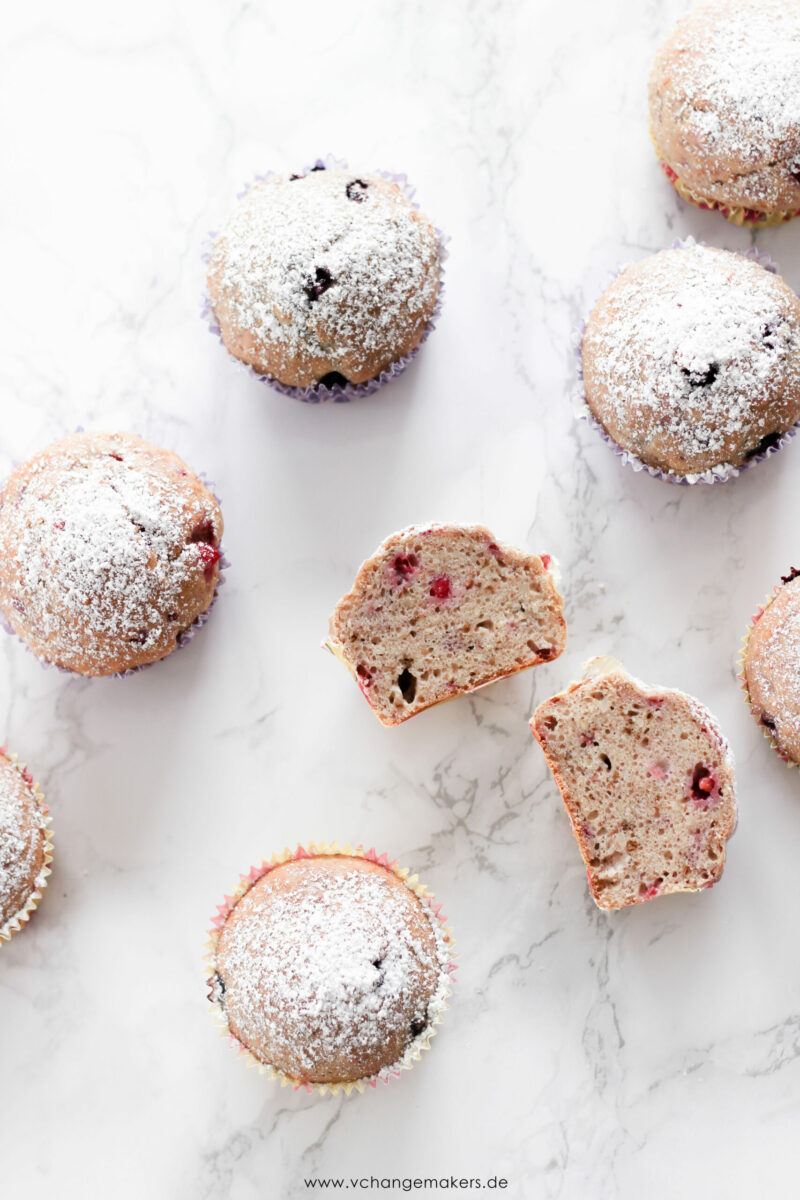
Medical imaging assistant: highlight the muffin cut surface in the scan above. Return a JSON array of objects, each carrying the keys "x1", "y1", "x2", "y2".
[
  {"x1": 327, "y1": 524, "x2": 566, "y2": 725},
  {"x1": 531, "y1": 659, "x2": 736, "y2": 910}
]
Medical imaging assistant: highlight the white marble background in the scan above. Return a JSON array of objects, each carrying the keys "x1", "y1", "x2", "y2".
[{"x1": 2, "y1": 0, "x2": 799, "y2": 1196}]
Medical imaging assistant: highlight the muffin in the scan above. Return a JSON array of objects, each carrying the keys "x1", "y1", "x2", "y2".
[
  {"x1": 0, "y1": 431, "x2": 224, "y2": 676},
  {"x1": 581, "y1": 244, "x2": 800, "y2": 479},
  {"x1": 0, "y1": 748, "x2": 51, "y2": 943},
  {"x1": 531, "y1": 658, "x2": 737, "y2": 910},
  {"x1": 326, "y1": 524, "x2": 566, "y2": 726},
  {"x1": 207, "y1": 163, "x2": 441, "y2": 393},
  {"x1": 741, "y1": 570, "x2": 800, "y2": 764},
  {"x1": 649, "y1": 0, "x2": 800, "y2": 225},
  {"x1": 208, "y1": 847, "x2": 453, "y2": 1092}
]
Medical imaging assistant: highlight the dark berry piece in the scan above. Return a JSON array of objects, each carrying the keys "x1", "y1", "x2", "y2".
[
  {"x1": 790, "y1": 161, "x2": 800, "y2": 185},
  {"x1": 409, "y1": 1017, "x2": 427, "y2": 1039},
  {"x1": 346, "y1": 178, "x2": 369, "y2": 203},
  {"x1": 682, "y1": 362, "x2": 719, "y2": 388},
  {"x1": 392, "y1": 553, "x2": 418, "y2": 582},
  {"x1": 782, "y1": 568, "x2": 800, "y2": 585},
  {"x1": 189, "y1": 516, "x2": 217, "y2": 544},
  {"x1": 305, "y1": 266, "x2": 333, "y2": 303},
  {"x1": 127, "y1": 628, "x2": 149, "y2": 645},
  {"x1": 289, "y1": 173, "x2": 304, "y2": 181},
  {"x1": 397, "y1": 668, "x2": 417, "y2": 703},
  {"x1": 762, "y1": 322, "x2": 779, "y2": 349},
  {"x1": 760, "y1": 714, "x2": 776, "y2": 731},
  {"x1": 108, "y1": 451, "x2": 123, "y2": 462},
  {"x1": 310, "y1": 163, "x2": 326, "y2": 172},
  {"x1": 317, "y1": 371, "x2": 348, "y2": 389},
  {"x1": 600, "y1": 753, "x2": 612, "y2": 770},
  {"x1": 689, "y1": 763, "x2": 716, "y2": 802},
  {"x1": 744, "y1": 431, "x2": 783, "y2": 460}
]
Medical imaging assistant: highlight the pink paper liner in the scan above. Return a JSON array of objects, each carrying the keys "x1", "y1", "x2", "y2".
[
  {"x1": 657, "y1": 157, "x2": 800, "y2": 228},
  {"x1": 574, "y1": 237, "x2": 800, "y2": 486},
  {"x1": 202, "y1": 154, "x2": 448, "y2": 403},
  {"x1": 205, "y1": 841, "x2": 456, "y2": 1097},
  {"x1": 0, "y1": 432, "x2": 227, "y2": 679},
  {"x1": 0, "y1": 747, "x2": 53, "y2": 944},
  {"x1": 738, "y1": 571, "x2": 800, "y2": 767}
]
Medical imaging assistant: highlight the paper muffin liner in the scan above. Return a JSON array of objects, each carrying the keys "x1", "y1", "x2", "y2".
[
  {"x1": 574, "y1": 236, "x2": 800, "y2": 485},
  {"x1": 202, "y1": 154, "x2": 448, "y2": 403},
  {"x1": 205, "y1": 840, "x2": 457, "y2": 1097},
  {"x1": 738, "y1": 573, "x2": 800, "y2": 768},
  {"x1": 0, "y1": 748, "x2": 53, "y2": 944},
  {"x1": 649, "y1": 124, "x2": 800, "y2": 227},
  {"x1": 0, "y1": 444, "x2": 228, "y2": 679}
]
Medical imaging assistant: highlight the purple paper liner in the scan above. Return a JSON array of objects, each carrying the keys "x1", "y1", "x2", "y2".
[
  {"x1": 0, "y1": 439, "x2": 227, "y2": 679},
  {"x1": 202, "y1": 154, "x2": 448, "y2": 404},
  {"x1": 573, "y1": 237, "x2": 800, "y2": 486}
]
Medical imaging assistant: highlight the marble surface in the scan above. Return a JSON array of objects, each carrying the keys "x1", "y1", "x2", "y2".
[{"x1": 2, "y1": 0, "x2": 800, "y2": 1196}]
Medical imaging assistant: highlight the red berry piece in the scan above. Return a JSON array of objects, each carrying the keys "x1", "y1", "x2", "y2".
[
  {"x1": 196, "y1": 542, "x2": 221, "y2": 581},
  {"x1": 429, "y1": 575, "x2": 451, "y2": 600}
]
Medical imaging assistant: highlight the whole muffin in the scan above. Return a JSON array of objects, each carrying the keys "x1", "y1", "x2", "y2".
[
  {"x1": 0, "y1": 749, "x2": 50, "y2": 941},
  {"x1": 649, "y1": 0, "x2": 800, "y2": 224},
  {"x1": 742, "y1": 571, "x2": 800, "y2": 764},
  {"x1": 207, "y1": 165, "x2": 441, "y2": 390},
  {"x1": 211, "y1": 853, "x2": 451, "y2": 1087},
  {"x1": 0, "y1": 431, "x2": 224, "y2": 675},
  {"x1": 581, "y1": 244, "x2": 800, "y2": 477}
]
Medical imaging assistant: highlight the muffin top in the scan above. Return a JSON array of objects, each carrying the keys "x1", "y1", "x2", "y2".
[
  {"x1": 0, "y1": 431, "x2": 223, "y2": 676},
  {"x1": 213, "y1": 854, "x2": 450, "y2": 1085},
  {"x1": 0, "y1": 751, "x2": 47, "y2": 933},
  {"x1": 207, "y1": 167, "x2": 441, "y2": 388},
  {"x1": 581, "y1": 244, "x2": 800, "y2": 475},
  {"x1": 744, "y1": 573, "x2": 800, "y2": 764},
  {"x1": 649, "y1": 0, "x2": 800, "y2": 213}
]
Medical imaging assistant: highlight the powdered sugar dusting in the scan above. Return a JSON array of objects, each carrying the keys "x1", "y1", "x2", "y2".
[
  {"x1": 0, "y1": 432, "x2": 223, "y2": 675},
  {"x1": 0, "y1": 753, "x2": 46, "y2": 932},
  {"x1": 215, "y1": 860, "x2": 450, "y2": 1083},
  {"x1": 208, "y1": 167, "x2": 440, "y2": 384},
  {"x1": 582, "y1": 245, "x2": 800, "y2": 472}
]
